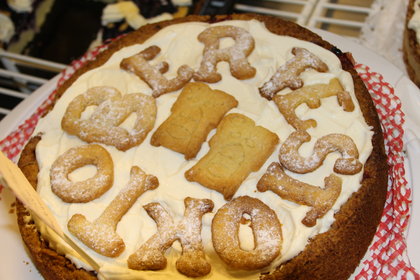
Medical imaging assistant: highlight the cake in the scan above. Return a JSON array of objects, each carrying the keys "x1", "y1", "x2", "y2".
[
  {"x1": 404, "y1": 0, "x2": 420, "y2": 87},
  {"x1": 16, "y1": 14, "x2": 388, "y2": 280}
]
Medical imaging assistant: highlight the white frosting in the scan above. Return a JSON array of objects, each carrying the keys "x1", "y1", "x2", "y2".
[
  {"x1": 409, "y1": 0, "x2": 420, "y2": 43},
  {"x1": 33, "y1": 20, "x2": 373, "y2": 279}
]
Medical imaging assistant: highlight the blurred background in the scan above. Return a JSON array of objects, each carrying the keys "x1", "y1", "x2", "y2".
[{"x1": 0, "y1": 0, "x2": 408, "y2": 122}]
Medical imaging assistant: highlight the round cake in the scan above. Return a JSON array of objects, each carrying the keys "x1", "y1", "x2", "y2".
[
  {"x1": 404, "y1": 0, "x2": 420, "y2": 87},
  {"x1": 16, "y1": 14, "x2": 388, "y2": 280}
]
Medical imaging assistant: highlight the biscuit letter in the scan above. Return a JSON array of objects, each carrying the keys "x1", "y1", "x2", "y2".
[
  {"x1": 151, "y1": 82, "x2": 238, "y2": 159},
  {"x1": 212, "y1": 196, "x2": 282, "y2": 270},
  {"x1": 257, "y1": 162, "x2": 341, "y2": 227},
  {"x1": 279, "y1": 130, "x2": 362, "y2": 175},
  {"x1": 50, "y1": 144, "x2": 113, "y2": 203},
  {"x1": 128, "y1": 197, "x2": 214, "y2": 277},
  {"x1": 120, "y1": 45, "x2": 194, "y2": 97},
  {"x1": 273, "y1": 78, "x2": 354, "y2": 130},
  {"x1": 62, "y1": 86, "x2": 156, "y2": 151},
  {"x1": 67, "y1": 166, "x2": 158, "y2": 257},
  {"x1": 185, "y1": 113, "x2": 278, "y2": 200},
  {"x1": 259, "y1": 47, "x2": 329, "y2": 100},
  {"x1": 194, "y1": 25, "x2": 256, "y2": 83}
]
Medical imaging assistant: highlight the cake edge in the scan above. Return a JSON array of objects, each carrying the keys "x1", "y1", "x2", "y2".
[{"x1": 404, "y1": 0, "x2": 420, "y2": 87}]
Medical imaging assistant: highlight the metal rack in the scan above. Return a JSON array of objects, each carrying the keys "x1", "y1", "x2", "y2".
[
  {"x1": 0, "y1": 50, "x2": 66, "y2": 121},
  {"x1": 0, "y1": 0, "x2": 375, "y2": 123},
  {"x1": 232, "y1": 0, "x2": 374, "y2": 36},
  {"x1": 233, "y1": 0, "x2": 317, "y2": 24}
]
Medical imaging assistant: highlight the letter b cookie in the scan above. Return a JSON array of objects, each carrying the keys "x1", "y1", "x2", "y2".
[
  {"x1": 62, "y1": 86, "x2": 156, "y2": 151},
  {"x1": 185, "y1": 113, "x2": 279, "y2": 200}
]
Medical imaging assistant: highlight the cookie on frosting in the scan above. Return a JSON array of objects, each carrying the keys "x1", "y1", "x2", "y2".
[
  {"x1": 185, "y1": 113, "x2": 279, "y2": 200},
  {"x1": 212, "y1": 196, "x2": 282, "y2": 270},
  {"x1": 128, "y1": 197, "x2": 214, "y2": 277},
  {"x1": 257, "y1": 162, "x2": 342, "y2": 227},
  {"x1": 61, "y1": 86, "x2": 156, "y2": 151},
  {"x1": 193, "y1": 25, "x2": 256, "y2": 83},
  {"x1": 120, "y1": 45, "x2": 194, "y2": 97},
  {"x1": 273, "y1": 78, "x2": 354, "y2": 130},
  {"x1": 67, "y1": 166, "x2": 158, "y2": 257},
  {"x1": 259, "y1": 47, "x2": 329, "y2": 100},
  {"x1": 151, "y1": 82, "x2": 238, "y2": 159}
]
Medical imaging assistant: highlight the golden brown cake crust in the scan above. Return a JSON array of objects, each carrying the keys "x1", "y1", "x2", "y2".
[
  {"x1": 16, "y1": 14, "x2": 388, "y2": 280},
  {"x1": 404, "y1": 0, "x2": 420, "y2": 87}
]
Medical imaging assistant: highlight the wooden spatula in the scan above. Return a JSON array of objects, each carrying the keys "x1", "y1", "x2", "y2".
[{"x1": 0, "y1": 151, "x2": 106, "y2": 279}]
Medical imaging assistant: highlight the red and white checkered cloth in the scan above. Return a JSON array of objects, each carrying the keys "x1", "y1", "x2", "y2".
[
  {"x1": 0, "y1": 44, "x2": 418, "y2": 279},
  {"x1": 355, "y1": 64, "x2": 419, "y2": 280}
]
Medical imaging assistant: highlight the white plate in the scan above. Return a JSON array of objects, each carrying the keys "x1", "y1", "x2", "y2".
[{"x1": 0, "y1": 30, "x2": 418, "y2": 279}]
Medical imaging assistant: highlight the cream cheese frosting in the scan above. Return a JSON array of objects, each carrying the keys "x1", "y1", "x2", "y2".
[
  {"x1": 409, "y1": 0, "x2": 420, "y2": 43},
  {"x1": 32, "y1": 19, "x2": 373, "y2": 279}
]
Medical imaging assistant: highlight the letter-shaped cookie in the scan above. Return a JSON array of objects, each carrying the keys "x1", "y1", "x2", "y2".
[
  {"x1": 257, "y1": 162, "x2": 342, "y2": 227},
  {"x1": 67, "y1": 166, "x2": 158, "y2": 257},
  {"x1": 273, "y1": 78, "x2": 354, "y2": 130},
  {"x1": 50, "y1": 144, "x2": 113, "y2": 203},
  {"x1": 62, "y1": 86, "x2": 156, "y2": 151},
  {"x1": 259, "y1": 47, "x2": 329, "y2": 100},
  {"x1": 185, "y1": 113, "x2": 279, "y2": 200},
  {"x1": 212, "y1": 196, "x2": 282, "y2": 270},
  {"x1": 128, "y1": 197, "x2": 214, "y2": 278},
  {"x1": 279, "y1": 130, "x2": 362, "y2": 175},
  {"x1": 151, "y1": 82, "x2": 238, "y2": 159},
  {"x1": 194, "y1": 25, "x2": 256, "y2": 83},
  {"x1": 120, "y1": 45, "x2": 194, "y2": 97}
]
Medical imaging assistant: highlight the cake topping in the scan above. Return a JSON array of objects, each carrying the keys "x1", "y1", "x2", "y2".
[
  {"x1": 257, "y1": 162, "x2": 342, "y2": 227},
  {"x1": 273, "y1": 78, "x2": 354, "y2": 130},
  {"x1": 50, "y1": 144, "x2": 114, "y2": 203},
  {"x1": 128, "y1": 197, "x2": 214, "y2": 278},
  {"x1": 151, "y1": 82, "x2": 238, "y2": 159},
  {"x1": 259, "y1": 47, "x2": 329, "y2": 100},
  {"x1": 61, "y1": 86, "x2": 156, "y2": 151},
  {"x1": 185, "y1": 113, "x2": 279, "y2": 200},
  {"x1": 120, "y1": 45, "x2": 194, "y2": 97},
  {"x1": 279, "y1": 130, "x2": 363, "y2": 175},
  {"x1": 193, "y1": 25, "x2": 256, "y2": 83},
  {"x1": 211, "y1": 196, "x2": 282, "y2": 270},
  {"x1": 67, "y1": 166, "x2": 158, "y2": 257}
]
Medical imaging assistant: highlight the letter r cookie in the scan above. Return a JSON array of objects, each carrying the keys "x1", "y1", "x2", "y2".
[
  {"x1": 151, "y1": 82, "x2": 238, "y2": 159},
  {"x1": 185, "y1": 113, "x2": 279, "y2": 200}
]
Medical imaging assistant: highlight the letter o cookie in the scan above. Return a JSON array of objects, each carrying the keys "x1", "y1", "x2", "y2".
[
  {"x1": 50, "y1": 144, "x2": 114, "y2": 203},
  {"x1": 211, "y1": 196, "x2": 282, "y2": 270}
]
